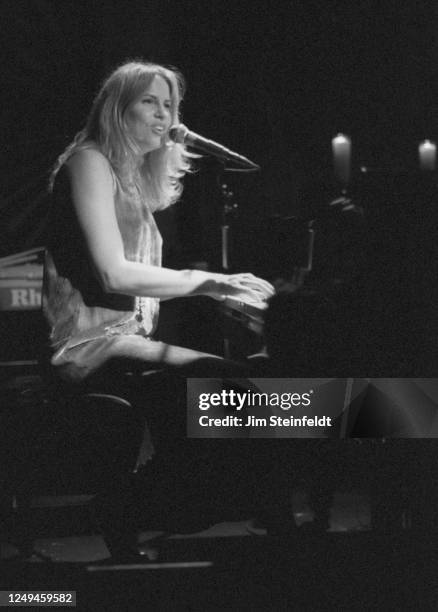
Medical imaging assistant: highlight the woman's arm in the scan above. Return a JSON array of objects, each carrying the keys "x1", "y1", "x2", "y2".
[{"x1": 65, "y1": 149, "x2": 273, "y2": 302}]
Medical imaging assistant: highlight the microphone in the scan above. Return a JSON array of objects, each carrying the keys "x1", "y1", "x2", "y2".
[{"x1": 169, "y1": 124, "x2": 260, "y2": 170}]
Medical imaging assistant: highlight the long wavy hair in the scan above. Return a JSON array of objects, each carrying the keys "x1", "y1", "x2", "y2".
[{"x1": 49, "y1": 60, "x2": 192, "y2": 211}]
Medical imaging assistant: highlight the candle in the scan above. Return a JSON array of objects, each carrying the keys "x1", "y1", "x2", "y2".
[
  {"x1": 419, "y1": 140, "x2": 436, "y2": 171},
  {"x1": 332, "y1": 134, "x2": 352, "y2": 185}
]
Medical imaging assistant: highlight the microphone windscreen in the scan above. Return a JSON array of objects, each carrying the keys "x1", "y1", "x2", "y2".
[{"x1": 169, "y1": 124, "x2": 188, "y2": 144}]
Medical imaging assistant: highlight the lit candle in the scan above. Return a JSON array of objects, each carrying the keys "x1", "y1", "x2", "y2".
[
  {"x1": 332, "y1": 134, "x2": 352, "y2": 185},
  {"x1": 419, "y1": 140, "x2": 436, "y2": 171}
]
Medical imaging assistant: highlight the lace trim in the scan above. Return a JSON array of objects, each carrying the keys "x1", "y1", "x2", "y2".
[{"x1": 135, "y1": 296, "x2": 145, "y2": 322}]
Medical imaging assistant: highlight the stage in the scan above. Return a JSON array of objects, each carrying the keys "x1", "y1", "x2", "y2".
[{"x1": 1, "y1": 489, "x2": 436, "y2": 609}]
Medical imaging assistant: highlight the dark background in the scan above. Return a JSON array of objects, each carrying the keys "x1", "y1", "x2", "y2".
[{"x1": 2, "y1": 0, "x2": 438, "y2": 260}]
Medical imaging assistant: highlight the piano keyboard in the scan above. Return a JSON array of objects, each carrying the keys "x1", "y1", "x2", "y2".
[{"x1": 221, "y1": 296, "x2": 268, "y2": 336}]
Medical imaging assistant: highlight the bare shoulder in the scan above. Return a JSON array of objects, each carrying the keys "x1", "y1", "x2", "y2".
[
  {"x1": 66, "y1": 146, "x2": 110, "y2": 169},
  {"x1": 66, "y1": 147, "x2": 114, "y2": 185}
]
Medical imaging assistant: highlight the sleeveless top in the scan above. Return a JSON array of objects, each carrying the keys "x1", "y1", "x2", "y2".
[{"x1": 42, "y1": 151, "x2": 163, "y2": 357}]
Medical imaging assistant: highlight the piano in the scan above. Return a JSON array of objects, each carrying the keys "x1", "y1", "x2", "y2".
[
  {"x1": 219, "y1": 296, "x2": 268, "y2": 359},
  {"x1": 218, "y1": 223, "x2": 315, "y2": 357},
  {"x1": 221, "y1": 296, "x2": 268, "y2": 337}
]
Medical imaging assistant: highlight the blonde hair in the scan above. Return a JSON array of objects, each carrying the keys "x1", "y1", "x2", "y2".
[{"x1": 50, "y1": 60, "x2": 192, "y2": 211}]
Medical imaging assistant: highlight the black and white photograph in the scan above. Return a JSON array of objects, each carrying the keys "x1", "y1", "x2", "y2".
[{"x1": 1, "y1": 1, "x2": 438, "y2": 608}]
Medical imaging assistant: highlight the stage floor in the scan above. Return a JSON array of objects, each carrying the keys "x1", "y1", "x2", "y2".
[
  {"x1": 0, "y1": 489, "x2": 384, "y2": 563},
  {"x1": 0, "y1": 492, "x2": 435, "y2": 611}
]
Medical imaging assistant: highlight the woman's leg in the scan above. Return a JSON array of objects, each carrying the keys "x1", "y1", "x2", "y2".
[
  {"x1": 52, "y1": 334, "x2": 247, "y2": 381},
  {"x1": 52, "y1": 335, "x2": 249, "y2": 538}
]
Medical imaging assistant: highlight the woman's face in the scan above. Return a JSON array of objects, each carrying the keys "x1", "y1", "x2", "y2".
[{"x1": 124, "y1": 74, "x2": 172, "y2": 154}]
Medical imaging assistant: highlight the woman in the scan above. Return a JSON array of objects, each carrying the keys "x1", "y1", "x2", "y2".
[
  {"x1": 43, "y1": 60, "x2": 273, "y2": 383},
  {"x1": 42, "y1": 61, "x2": 272, "y2": 540}
]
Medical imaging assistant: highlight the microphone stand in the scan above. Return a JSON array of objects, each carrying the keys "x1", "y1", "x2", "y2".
[
  {"x1": 204, "y1": 158, "x2": 260, "y2": 359},
  {"x1": 209, "y1": 158, "x2": 259, "y2": 272},
  {"x1": 217, "y1": 170, "x2": 239, "y2": 272}
]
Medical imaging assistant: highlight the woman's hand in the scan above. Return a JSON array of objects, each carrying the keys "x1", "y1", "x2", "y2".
[{"x1": 201, "y1": 272, "x2": 275, "y2": 303}]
